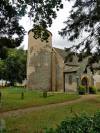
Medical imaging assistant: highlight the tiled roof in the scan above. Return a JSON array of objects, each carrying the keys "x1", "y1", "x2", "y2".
[
  {"x1": 64, "y1": 66, "x2": 80, "y2": 73},
  {"x1": 92, "y1": 62, "x2": 100, "y2": 69},
  {"x1": 54, "y1": 47, "x2": 79, "y2": 66},
  {"x1": 53, "y1": 47, "x2": 68, "y2": 59}
]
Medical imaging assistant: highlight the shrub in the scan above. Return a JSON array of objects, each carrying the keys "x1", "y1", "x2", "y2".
[
  {"x1": 45, "y1": 112, "x2": 100, "y2": 133},
  {"x1": 43, "y1": 90, "x2": 47, "y2": 98},
  {"x1": 98, "y1": 88, "x2": 100, "y2": 92},
  {"x1": 78, "y1": 85, "x2": 86, "y2": 95},
  {"x1": 89, "y1": 86, "x2": 96, "y2": 94}
]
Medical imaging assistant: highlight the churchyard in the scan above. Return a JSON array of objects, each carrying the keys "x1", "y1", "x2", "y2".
[
  {"x1": 0, "y1": 87, "x2": 80, "y2": 112},
  {"x1": 0, "y1": 87, "x2": 100, "y2": 132}
]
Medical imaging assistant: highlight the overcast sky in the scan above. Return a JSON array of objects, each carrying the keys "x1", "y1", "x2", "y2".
[{"x1": 19, "y1": 1, "x2": 74, "y2": 50}]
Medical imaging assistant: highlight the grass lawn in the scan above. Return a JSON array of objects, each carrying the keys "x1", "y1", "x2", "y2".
[
  {"x1": 2, "y1": 95, "x2": 100, "y2": 133},
  {"x1": 0, "y1": 87, "x2": 80, "y2": 112}
]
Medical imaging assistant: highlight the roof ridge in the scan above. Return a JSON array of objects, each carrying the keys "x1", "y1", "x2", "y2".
[{"x1": 53, "y1": 47, "x2": 65, "y2": 50}]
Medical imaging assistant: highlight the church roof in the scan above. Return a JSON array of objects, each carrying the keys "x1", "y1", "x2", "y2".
[
  {"x1": 92, "y1": 62, "x2": 100, "y2": 70},
  {"x1": 65, "y1": 54, "x2": 79, "y2": 66},
  {"x1": 53, "y1": 47, "x2": 68, "y2": 59},
  {"x1": 64, "y1": 66, "x2": 80, "y2": 73},
  {"x1": 65, "y1": 62, "x2": 79, "y2": 67},
  {"x1": 54, "y1": 47, "x2": 79, "y2": 67}
]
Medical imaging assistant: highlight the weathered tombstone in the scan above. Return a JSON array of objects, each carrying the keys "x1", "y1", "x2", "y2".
[
  {"x1": 21, "y1": 92, "x2": 24, "y2": 100},
  {"x1": 43, "y1": 90, "x2": 47, "y2": 98}
]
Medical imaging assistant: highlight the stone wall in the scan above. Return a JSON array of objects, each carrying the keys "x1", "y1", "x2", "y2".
[
  {"x1": 51, "y1": 50, "x2": 57, "y2": 91},
  {"x1": 93, "y1": 75, "x2": 100, "y2": 89},
  {"x1": 27, "y1": 30, "x2": 52, "y2": 90},
  {"x1": 52, "y1": 48, "x2": 64, "y2": 91},
  {"x1": 27, "y1": 51, "x2": 52, "y2": 90},
  {"x1": 64, "y1": 72, "x2": 77, "y2": 92}
]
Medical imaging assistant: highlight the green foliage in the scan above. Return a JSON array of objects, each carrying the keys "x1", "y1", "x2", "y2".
[
  {"x1": 0, "y1": 60, "x2": 6, "y2": 80},
  {"x1": 78, "y1": 85, "x2": 86, "y2": 95},
  {"x1": 9, "y1": 0, "x2": 63, "y2": 42},
  {"x1": 89, "y1": 86, "x2": 97, "y2": 94},
  {"x1": 5, "y1": 48, "x2": 27, "y2": 85},
  {"x1": 97, "y1": 89, "x2": 100, "y2": 92},
  {"x1": 0, "y1": 0, "x2": 63, "y2": 54},
  {"x1": 26, "y1": 0, "x2": 63, "y2": 28},
  {"x1": 59, "y1": 0, "x2": 100, "y2": 56},
  {"x1": 28, "y1": 0, "x2": 63, "y2": 41},
  {"x1": 46, "y1": 112, "x2": 100, "y2": 133},
  {"x1": 2, "y1": 0, "x2": 100, "y2": 59},
  {"x1": 9, "y1": 0, "x2": 63, "y2": 29},
  {"x1": 32, "y1": 26, "x2": 50, "y2": 42},
  {"x1": 0, "y1": 0, "x2": 25, "y2": 59},
  {"x1": 0, "y1": 48, "x2": 27, "y2": 85}
]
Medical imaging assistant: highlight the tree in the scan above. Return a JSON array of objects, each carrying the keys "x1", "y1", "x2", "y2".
[
  {"x1": 5, "y1": 48, "x2": 27, "y2": 86},
  {"x1": 21, "y1": 0, "x2": 100, "y2": 55},
  {"x1": 0, "y1": 60, "x2": 6, "y2": 80},
  {"x1": 3, "y1": 0, "x2": 100, "y2": 57},
  {"x1": 0, "y1": 0, "x2": 64, "y2": 57},
  {"x1": 59, "y1": 0, "x2": 100, "y2": 57},
  {"x1": 0, "y1": 0, "x2": 25, "y2": 59},
  {"x1": 24, "y1": 0, "x2": 63, "y2": 41}
]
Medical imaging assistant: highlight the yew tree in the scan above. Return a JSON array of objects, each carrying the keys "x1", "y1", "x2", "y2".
[{"x1": 60, "y1": 0, "x2": 100, "y2": 61}]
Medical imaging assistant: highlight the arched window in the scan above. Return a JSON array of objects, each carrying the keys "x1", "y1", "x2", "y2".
[
  {"x1": 81, "y1": 77, "x2": 88, "y2": 88},
  {"x1": 69, "y1": 75, "x2": 72, "y2": 84}
]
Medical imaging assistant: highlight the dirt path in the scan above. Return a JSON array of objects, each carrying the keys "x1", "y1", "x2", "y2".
[{"x1": 0, "y1": 95, "x2": 97, "y2": 118}]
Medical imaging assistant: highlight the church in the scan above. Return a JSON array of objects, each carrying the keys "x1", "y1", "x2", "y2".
[{"x1": 27, "y1": 30, "x2": 100, "y2": 92}]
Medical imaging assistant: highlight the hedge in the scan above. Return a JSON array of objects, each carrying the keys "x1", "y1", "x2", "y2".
[
  {"x1": 89, "y1": 86, "x2": 97, "y2": 94},
  {"x1": 45, "y1": 112, "x2": 100, "y2": 133},
  {"x1": 78, "y1": 85, "x2": 86, "y2": 95}
]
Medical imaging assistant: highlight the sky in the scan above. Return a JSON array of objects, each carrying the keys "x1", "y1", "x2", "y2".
[{"x1": 19, "y1": 1, "x2": 74, "y2": 50}]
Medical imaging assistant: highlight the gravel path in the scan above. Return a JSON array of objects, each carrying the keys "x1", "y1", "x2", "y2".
[{"x1": 0, "y1": 95, "x2": 97, "y2": 118}]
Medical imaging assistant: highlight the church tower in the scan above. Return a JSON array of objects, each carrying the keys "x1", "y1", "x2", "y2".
[{"x1": 27, "y1": 29, "x2": 52, "y2": 91}]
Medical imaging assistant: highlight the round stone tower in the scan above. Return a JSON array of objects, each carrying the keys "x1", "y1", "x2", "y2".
[{"x1": 27, "y1": 29, "x2": 52, "y2": 91}]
